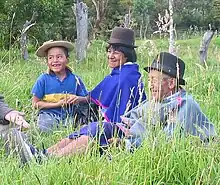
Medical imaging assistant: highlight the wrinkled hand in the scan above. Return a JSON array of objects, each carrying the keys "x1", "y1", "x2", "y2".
[
  {"x1": 120, "y1": 116, "x2": 130, "y2": 127},
  {"x1": 108, "y1": 138, "x2": 122, "y2": 145},
  {"x1": 4, "y1": 111, "x2": 30, "y2": 129}
]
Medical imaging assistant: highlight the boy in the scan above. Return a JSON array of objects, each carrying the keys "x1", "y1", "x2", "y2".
[{"x1": 32, "y1": 40, "x2": 88, "y2": 132}]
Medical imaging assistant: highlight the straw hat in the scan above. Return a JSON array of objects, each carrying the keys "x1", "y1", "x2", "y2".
[{"x1": 36, "y1": 40, "x2": 74, "y2": 57}]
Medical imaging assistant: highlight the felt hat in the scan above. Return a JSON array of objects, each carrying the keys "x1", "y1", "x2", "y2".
[
  {"x1": 144, "y1": 52, "x2": 186, "y2": 85},
  {"x1": 108, "y1": 27, "x2": 137, "y2": 48}
]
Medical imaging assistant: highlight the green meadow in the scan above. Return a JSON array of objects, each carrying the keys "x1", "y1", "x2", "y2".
[{"x1": 0, "y1": 37, "x2": 220, "y2": 184}]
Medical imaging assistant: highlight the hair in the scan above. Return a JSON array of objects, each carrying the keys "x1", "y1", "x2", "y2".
[
  {"x1": 162, "y1": 72, "x2": 180, "y2": 90},
  {"x1": 106, "y1": 44, "x2": 137, "y2": 63},
  {"x1": 46, "y1": 46, "x2": 69, "y2": 58}
]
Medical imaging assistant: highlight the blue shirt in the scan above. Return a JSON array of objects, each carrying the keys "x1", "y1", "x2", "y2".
[{"x1": 31, "y1": 70, "x2": 88, "y2": 119}]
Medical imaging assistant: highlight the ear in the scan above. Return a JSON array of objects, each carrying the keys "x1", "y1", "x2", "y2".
[{"x1": 168, "y1": 78, "x2": 176, "y2": 89}]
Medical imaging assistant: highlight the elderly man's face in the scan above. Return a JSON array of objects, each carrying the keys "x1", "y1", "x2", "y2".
[{"x1": 148, "y1": 70, "x2": 175, "y2": 101}]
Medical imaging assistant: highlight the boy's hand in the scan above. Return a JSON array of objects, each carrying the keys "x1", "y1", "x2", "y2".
[
  {"x1": 4, "y1": 111, "x2": 30, "y2": 129},
  {"x1": 66, "y1": 95, "x2": 80, "y2": 104},
  {"x1": 57, "y1": 99, "x2": 68, "y2": 107}
]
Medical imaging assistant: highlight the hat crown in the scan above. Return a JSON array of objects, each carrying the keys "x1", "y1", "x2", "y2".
[
  {"x1": 157, "y1": 52, "x2": 185, "y2": 77},
  {"x1": 36, "y1": 40, "x2": 74, "y2": 57},
  {"x1": 144, "y1": 52, "x2": 186, "y2": 85},
  {"x1": 108, "y1": 27, "x2": 136, "y2": 48},
  {"x1": 42, "y1": 40, "x2": 54, "y2": 45}
]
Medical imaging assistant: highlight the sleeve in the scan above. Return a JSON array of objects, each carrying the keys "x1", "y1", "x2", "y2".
[
  {"x1": 125, "y1": 100, "x2": 149, "y2": 137},
  {"x1": 177, "y1": 98, "x2": 216, "y2": 140},
  {"x1": 0, "y1": 94, "x2": 13, "y2": 123},
  {"x1": 89, "y1": 79, "x2": 104, "y2": 102},
  {"x1": 75, "y1": 76, "x2": 88, "y2": 97},
  {"x1": 31, "y1": 74, "x2": 45, "y2": 99},
  {"x1": 115, "y1": 101, "x2": 148, "y2": 149}
]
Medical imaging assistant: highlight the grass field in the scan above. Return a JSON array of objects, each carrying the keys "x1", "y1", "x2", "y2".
[{"x1": 0, "y1": 37, "x2": 220, "y2": 184}]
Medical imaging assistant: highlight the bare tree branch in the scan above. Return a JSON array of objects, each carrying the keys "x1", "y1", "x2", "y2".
[
  {"x1": 91, "y1": 0, "x2": 109, "y2": 39},
  {"x1": 20, "y1": 11, "x2": 38, "y2": 60}
]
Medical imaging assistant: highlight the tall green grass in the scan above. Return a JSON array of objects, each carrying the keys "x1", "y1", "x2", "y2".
[{"x1": 0, "y1": 37, "x2": 220, "y2": 184}]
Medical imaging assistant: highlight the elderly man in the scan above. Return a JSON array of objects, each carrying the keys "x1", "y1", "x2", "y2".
[
  {"x1": 9, "y1": 52, "x2": 216, "y2": 164},
  {"x1": 120, "y1": 52, "x2": 216, "y2": 147},
  {"x1": 0, "y1": 94, "x2": 29, "y2": 138}
]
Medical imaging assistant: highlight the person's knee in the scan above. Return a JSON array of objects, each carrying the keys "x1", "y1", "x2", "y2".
[
  {"x1": 3, "y1": 127, "x2": 29, "y2": 155},
  {"x1": 0, "y1": 124, "x2": 10, "y2": 139},
  {"x1": 38, "y1": 124, "x2": 53, "y2": 133},
  {"x1": 37, "y1": 113, "x2": 57, "y2": 133},
  {"x1": 0, "y1": 123, "x2": 18, "y2": 139}
]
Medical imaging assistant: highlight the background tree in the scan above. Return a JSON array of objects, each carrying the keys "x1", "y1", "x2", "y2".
[
  {"x1": 133, "y1": 0, "x2": 155, "y2": 39},
  {"x1": 74, "y1": 0, "x2": 88, "y2": 62},
  {"x1": 212, "y1": 0, "x2": 220, "y2": 27},
  {"x1": 61, "y1": 0, "x2": 77, "y2": 40},
  {"x1": 174, "y1": 0, "x2": 213, "y2": 28},
  {"x1": 20, "y1": 12, "x2": 37, "y2": 60},
  {"x1": 0, "y1": 0, "x2": 218, "y2": 51},
  {"x1": 169, "y1": 0, "x2": 176, "y2": 55},
  {"x1": 120, "y1": 0, "x2": 133, "y2": 28},
  {"x1": 91, "y1": 0, "x2": 109, "y2": 39}
]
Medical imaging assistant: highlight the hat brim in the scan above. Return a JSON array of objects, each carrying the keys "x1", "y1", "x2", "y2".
[
  {"x1": 36, "y1": 41, "x2": 74, "y2": 57},
  {"x1": 144, "y1": 67, "x2": 186, "y2": 85},
  {"x1": 107, "y1": 40, "x2": 137, "y2": 48}
]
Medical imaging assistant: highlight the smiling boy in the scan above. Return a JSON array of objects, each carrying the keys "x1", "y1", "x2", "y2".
[{"x1": 32, "y1": 41, "x2": 88, "y2": 132}]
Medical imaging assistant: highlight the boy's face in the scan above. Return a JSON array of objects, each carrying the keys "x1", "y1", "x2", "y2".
[
  {"x1": 107, "y1": 47, "x2": 127, "y2": 68},
  {"x1": 47, "y1": 47, "x2": 68, "y2": 74},
  {"x1": 148, "y1": 70, "x2": 175, "y2": 102}
]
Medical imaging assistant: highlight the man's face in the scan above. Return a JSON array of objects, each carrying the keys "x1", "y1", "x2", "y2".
[
  {"x1": 148, "y1": 70, "x2": 175, "y2": 102},
  {"x1": 107, "y1": 47, "x2": 127, "y2": 68},
  {"x1": 47, "y1": 47, "x2": 68, "y2": 74}
]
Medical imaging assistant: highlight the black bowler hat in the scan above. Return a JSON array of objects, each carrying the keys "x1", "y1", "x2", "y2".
[
  {"x1": 144, "y1": 52, "x2": 186, "y2": 85},
  {"x1": 108, "y1": 27, "x2": 137, "y2": 48}
]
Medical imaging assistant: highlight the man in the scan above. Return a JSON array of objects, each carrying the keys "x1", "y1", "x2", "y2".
[
  {"x1": 0, "y1": 94, "x2": 30, "y2": 138},
  {"x1": 9, "y1": 52, "x2": 216, "y2": 164},
  {"x1": 120, "y1": 52, "x2": 216, "y2": 147}
]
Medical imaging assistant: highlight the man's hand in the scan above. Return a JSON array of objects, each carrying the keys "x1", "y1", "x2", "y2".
[
  {"x1": 108, "y1": 138, "x2": 122, "y2": 145},
  {"x1": 120, "y1": 116, "x2": 131, "y2": 127},
  {"x1": 4, "y1": 111, "x2": 30, "y2": 129}
]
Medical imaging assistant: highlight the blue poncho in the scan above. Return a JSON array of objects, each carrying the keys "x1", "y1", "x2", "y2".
[{"x1": 90, "y1": 63, "x2": 146, "y2": 123}]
